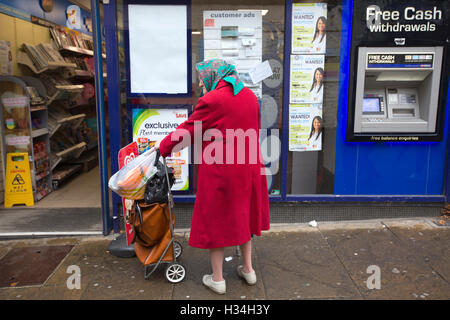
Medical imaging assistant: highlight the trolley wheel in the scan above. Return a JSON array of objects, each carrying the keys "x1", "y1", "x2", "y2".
[
  {"x1": 165, "y1": 263, "x2": 186, "y2": 283},
  {"x1": 173, "y1": 241, "x2": 183, "y2": 259}
]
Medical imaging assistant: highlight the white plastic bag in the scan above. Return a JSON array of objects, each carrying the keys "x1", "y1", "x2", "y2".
[{"x1": 108, "y1": 148, "x2": 158, "y2": 200}]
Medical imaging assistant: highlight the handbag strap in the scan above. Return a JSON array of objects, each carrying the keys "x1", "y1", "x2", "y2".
[{"x1": 154, "y1": 149, "x2": 161, "y2": 166}]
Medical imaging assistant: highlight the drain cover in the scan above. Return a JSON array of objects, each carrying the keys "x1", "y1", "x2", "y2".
[{"x1": 0, "y1": 245, "x2": 73, "y2": 288}]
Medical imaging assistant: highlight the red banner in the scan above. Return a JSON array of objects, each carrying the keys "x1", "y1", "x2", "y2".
[{"x1": 118, "y1": 142, "x2": 139, "y2": 246}]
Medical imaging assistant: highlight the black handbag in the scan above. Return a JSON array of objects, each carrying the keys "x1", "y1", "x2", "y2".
[{"x1": 144, "y1": 150, "x2": 175, "y2": 204}]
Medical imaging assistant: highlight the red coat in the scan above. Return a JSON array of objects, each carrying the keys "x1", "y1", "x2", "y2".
[{"x1": 160, "y1": 80, "x2": 270, "y2": 249}]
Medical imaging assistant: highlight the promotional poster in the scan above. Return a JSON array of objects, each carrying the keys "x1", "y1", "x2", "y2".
[
  {"x1": 292, "y1": 3, "x2": 328, "y2": 54},
  {"x1": 132, "y1": 108, "x2": 189, "y2": 191},
  {"x1": 289, "y1": 104, "x2": 323, "y2": 152},
  {"x1": 290, "y1": 54, "x2": 325, "y2": 104}
]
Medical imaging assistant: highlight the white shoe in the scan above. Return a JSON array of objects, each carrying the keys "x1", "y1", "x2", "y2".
[
  {"x1": 202, "y1": 274, "x2": 226, "y2": 294},
  {"x1": 237, "y1": 265, "x2": 257, "y2": 285}
]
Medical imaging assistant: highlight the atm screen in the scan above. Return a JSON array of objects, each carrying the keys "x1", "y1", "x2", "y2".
[{"x1": 363, "y1": 97, "x2": 381, "y2": 113}]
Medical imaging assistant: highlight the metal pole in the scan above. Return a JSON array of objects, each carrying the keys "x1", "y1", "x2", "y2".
[
  {"x1": 91, "y1": 0, "x2": 111, "y2": 235},
  {"x1": 104, "y1": 0, "x2": 122, "y2": 233}
]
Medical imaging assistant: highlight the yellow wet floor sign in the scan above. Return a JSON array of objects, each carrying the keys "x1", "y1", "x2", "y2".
[{"x1": 4, "y1": 152, "x2": 34, "y2": 207}]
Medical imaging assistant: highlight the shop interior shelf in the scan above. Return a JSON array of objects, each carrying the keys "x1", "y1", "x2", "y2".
[
  {"x1": 54, "y1": 84, "x2": 84, "y2": 92},
  {"x1": 18, "y1": 50, "x2": 77, "y2": 74},
  {"x1": 49, "y1": 123, "x2": 61, "y2": 137},
  {"x1": 36, "y1": 189, "x2": 52, "y2": 201},
  {"x1": 62, "y1": 69, "x2": 93, "y2": 79},
  {"x1": 52, "y1": 164, "x2": 83, "y2": 190},
  {"x1": 55, "y1": 141, "x2": 87, "y2": 159},
  {"x1": 35, "y1": 170, "x2": 51, "y2": 181},
  {"x1": 30, "y1": 105, "x2": 47, "y2": 112},
  {"x1": 56, "y1": 113, "x2": 86, "y2": 124},
  {"x1": 49, "y1": 113, "x2": 85, "y2": 136},
  {"x1": 32, "y1": 128, "x2": 49, "y2": 138},
  {"x1": 72, "y1": 69, "x2": 93, "y2": 78},
  {"x1": 46, "y1": 85, "x2": 85, "y2": 105},
  {"x1": 50, "y1": 154, "x2": 62, "y2": 171},
  {"x1": 59, "y1": 45, "x2": 94, "y2": 56}
]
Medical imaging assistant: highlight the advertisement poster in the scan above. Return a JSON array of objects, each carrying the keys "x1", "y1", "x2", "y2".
[
  {"x1": 66, "y1": 5, "x2": 81, "y2": 29},
  {"x1": 118, "y1": 142, "x2": 138, "y2": 246},
  {"x1": 0, "y1": 40, "x2": 12, "y2": 75},
  {"x1": 289, "y1": 104, "x2": 323, "y2": 152},
  {"x1": 132, "y1": 108, "x2": 189, "y2": 191},
  {"x1": 203, "y1": 10, "x2": 263, "y2": 98},
  {"x1": 290, "y1": 54, "x2": 325, "y2": 104},
  {"x1": 292, "y1": 3, "x2": 328, "y2": 54}
]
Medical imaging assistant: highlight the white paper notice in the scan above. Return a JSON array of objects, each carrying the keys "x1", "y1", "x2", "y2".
[
  {"x1": 204, "y1": 39, "x2": 221, "y2": 49},
  {"x1": 234, "y1": 59, "x2": 260, "y2": 70},
  {"x1": 249, "y1": 60, "x2": 273, "y2": 84},
  {"x1": 128, "y1": 5, "x2": 187, "y2": 94},
  {"x1": 238, "y1": 27, "x2": 255, "y2": 36},
  {"x1": 222, "y1": 49, "x2": 239, "y2": 56},
  {"x1": 221, "y1": 39, "x2": 238, "y2": 49},
  {"x1": 242, "y1": 38, "x2": 256, "y2": 46},
  {"x1": 203, "y1": 28, "x2": 221, "y2": 39}
]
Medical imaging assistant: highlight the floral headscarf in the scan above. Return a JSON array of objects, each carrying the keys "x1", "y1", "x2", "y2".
[{"x1": 196, "y1": 59, "x2": 244, "y2": 96}]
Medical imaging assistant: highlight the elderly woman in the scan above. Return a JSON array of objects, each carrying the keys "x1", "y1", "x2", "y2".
[{"x1": 155, "y1": 59, "x2": 270, "y2": 294}]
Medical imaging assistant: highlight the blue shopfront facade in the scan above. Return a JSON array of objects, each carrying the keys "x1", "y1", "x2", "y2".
[
  {"x1": 1, "y1": 0, "x2": 447, "y2": 235},
  {"x1": 98, "y1": 0, "x2": 450, "y2": 234}
]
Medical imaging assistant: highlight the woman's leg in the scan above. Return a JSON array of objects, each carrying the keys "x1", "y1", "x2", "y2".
[
  {"x1": 239, "y1": 239, "x2": 254, "y2": 273},
  {"x1": 210, "y1": 247, "x2": 225, "y2": 282}
]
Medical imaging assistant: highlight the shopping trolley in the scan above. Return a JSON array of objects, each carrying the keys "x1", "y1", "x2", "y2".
[{"x1": 131, "y1": 155, "x2": 186, "y2": 283}]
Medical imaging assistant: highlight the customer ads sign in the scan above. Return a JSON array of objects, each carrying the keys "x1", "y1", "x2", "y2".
[{"x1": 132, "y1": 107, "x2": 189, "y2": 191}]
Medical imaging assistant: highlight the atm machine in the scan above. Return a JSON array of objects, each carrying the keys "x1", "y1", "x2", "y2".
[
  {"x1": 346, "y1": 0, "x2": 450, "y2": 142},
  {"x1": 353, "y1": 46, "x2": 443, "y2": 134}
]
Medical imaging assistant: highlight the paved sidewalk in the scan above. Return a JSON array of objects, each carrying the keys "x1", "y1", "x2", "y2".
[{"x1": 0, "y1": 217, "x2": 449, "y2": 300}]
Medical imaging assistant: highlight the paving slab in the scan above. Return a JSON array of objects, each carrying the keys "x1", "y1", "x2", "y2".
[
  {"x1": 253, "y1": 231, "x2": 362, "y2": 300},
  {"x1": 382, "y1": 220, "x2": 450, "y2": 283},
  {"x1": 320, "y1": 225, "x2": 450, "y2": 299},
  {"x1": 168, "y1": 235, "x2": 264, "y2": 300},
  {"x1": 43, "y1": 238, "x2": 174, "y2": 299},
  {"x1": 0, "y1": 219, "x2": 448, "y2": 300}
]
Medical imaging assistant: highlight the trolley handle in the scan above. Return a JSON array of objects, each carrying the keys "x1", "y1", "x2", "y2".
[{"x1": 162, "y1": 156, "x2": 174, "y2": 209}]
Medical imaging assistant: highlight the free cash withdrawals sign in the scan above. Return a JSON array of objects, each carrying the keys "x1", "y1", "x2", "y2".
[{"x1": 132, "y1": 108, "x2": 189, "y2": 191}]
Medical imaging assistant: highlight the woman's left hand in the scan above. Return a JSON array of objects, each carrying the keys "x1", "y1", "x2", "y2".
[{"x1": 154, "y1": 140, "x2": 162, "y2": 150}]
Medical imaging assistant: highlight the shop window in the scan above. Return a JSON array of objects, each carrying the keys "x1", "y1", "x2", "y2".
[
  {"x1": 287, "y1": 0, "x2": 342, "y2": 195},
  {"x1": 191, "y1": 0, "x2": 286, "y2": 195}
]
